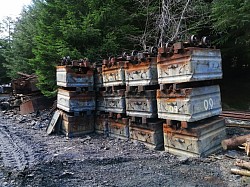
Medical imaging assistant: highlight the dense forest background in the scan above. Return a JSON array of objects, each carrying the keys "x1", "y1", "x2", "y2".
[{"x1": 0, "y1": 0, "x2": 249, "y2": 109}]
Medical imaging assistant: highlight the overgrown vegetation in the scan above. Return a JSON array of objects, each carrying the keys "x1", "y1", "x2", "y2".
[{"x1": 0, "y1": 0, "x2": 249, "y2": 100}]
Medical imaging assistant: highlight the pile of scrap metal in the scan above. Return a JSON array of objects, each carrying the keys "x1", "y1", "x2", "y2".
[{"x1": 0, "y1": 72, "x2": 54, "y2": 114}]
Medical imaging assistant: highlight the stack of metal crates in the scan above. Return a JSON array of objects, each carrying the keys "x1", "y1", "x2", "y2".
[
  {"x1": 95, "y1": 58, "x2": 129, "y2": 139},
  {"x1": 56, "y1": 59, "x2": 95, "y2": 137},
  {"x1": 124, "y1": 50, "x2": 164, "y2": 150},
  {"x1": 156, "y1": 42, "x2": 226, "y2": 157}
]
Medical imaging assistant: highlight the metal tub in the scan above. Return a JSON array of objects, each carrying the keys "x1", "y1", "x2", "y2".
[
  {"x1": 61, "y1": 112, "x2": 94, "y2": 137},
  {"x1": 95, "y1": 114, "x2": 108, "y2": 135},
  {"x1": 57, "y1": 88, "x2": 95, "y2": 112},
  {"x1": 104, "y1": 90, "x2": 126, "y2": 113},
  {"x1": 125, "y1": 58, "x2": 158, "y2": 86},
  {"x1": 157, "y1": 85, "x2": 222, "y2": 122},
  {"x1": 102, "y1": 62, "x2": 126, "y2": 87},
  {"x1": 126, "y1": 90, "x2": 157, "y2": 118},
  {"x1": 157, "y1": 48, "x2": 222, "y2": 84},
  {"x1": 56, "y1": 66, "x2": 94, "y2": 87},
  {"x1": 109, "y1": 118, "x2": 129, "y2": 139},
  {"x1": 164, "y1": 117, "x2": 226, "y2": 157},
  {"x1": 129, "y1": 120, "x2": 164, "y2": 150}
]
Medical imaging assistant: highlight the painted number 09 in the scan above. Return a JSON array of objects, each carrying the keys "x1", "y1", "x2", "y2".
[{"x1": 204, "y1": 98, "x2": 214, "y2": 111}]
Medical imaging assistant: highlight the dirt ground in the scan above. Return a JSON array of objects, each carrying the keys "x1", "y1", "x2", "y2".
[{"x1": 0, "y1": 110, "x2": 249, "y2": 187}]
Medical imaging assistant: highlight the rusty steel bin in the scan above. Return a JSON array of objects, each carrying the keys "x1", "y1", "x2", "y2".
[
  {"x1": 104, "y1": 90, "x2": 126, "y2": 114},
  {"x1": 126, "y1": 90, "x2": 157, "y2": 118},
  {"x1": 157, "y1": 48, "x2": 222, "y2": 84},
  {"x1": 57, "y1": 88, "x2": 95, "y2": 112},
  {"x1": 125, "y1": 58, "x2": 158, "y2": 86},
  {"x1": 157, "y1": 85, "x2": 222, "y2": 122},
  {"x1": 56, "y1": 66, "x2": 94, "y2": 87}
]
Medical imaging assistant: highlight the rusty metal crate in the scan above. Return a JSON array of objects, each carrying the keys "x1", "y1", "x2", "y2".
[
  {"x1": 61, "y1": 112, "x2": 95, "y2": 137},
  {"x1": 102, "y1": 61, "x2": 126, "y2": 87},
  {"x1": 129, "y1": 120, "x2": 164, "y2": 150},
  {"x1": 104, "y1": 90, "x2": 126, "y2": 114},
  {"x1": 164, "y1": 117, "x2": 226, "y2": 157},
  {"x1": 107, "y1": 118, "x2": 129, "y2": 139},
  {"x1": 95, "y1": 114, "x2": 108, "y2": 135},
  {"x1": 125, "y1": 90, "x2": 157, "y2": 118},
  {"x1": 157, "y1": 85, "x2": 222, "y2": 122},
  {"x1": 157, "y1": 47, "x2": 222, "y2": 84},
  {"x1": 125, "y1": 57, "x2": 158, "y2": 86},
  {"x1": 56, "y1": 66, "x2": 94, "y2": 88},
  {"x1": 57, "y1": 88, "x2": 96, "y2": 112}
]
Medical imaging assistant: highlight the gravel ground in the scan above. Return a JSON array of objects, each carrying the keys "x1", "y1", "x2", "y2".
[{"x1": 0, "y1": 110, "x2": 249, "y2": 187}]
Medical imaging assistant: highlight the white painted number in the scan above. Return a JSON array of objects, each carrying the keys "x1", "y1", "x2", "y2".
[{"x1": 204, "y1": 98, "x2": 214, "y2": 110}]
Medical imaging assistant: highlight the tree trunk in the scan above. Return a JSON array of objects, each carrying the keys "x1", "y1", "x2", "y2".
[{"x1": 221, "y1": 134, "x2": 250, "y2": 150}]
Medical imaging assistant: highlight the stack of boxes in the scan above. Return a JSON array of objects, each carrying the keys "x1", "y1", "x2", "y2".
[
  {"x1": 124, "y1": 50, "x2": 164, "y2": 150},
  {"x1": 99, "y1": 58, "x2": 129, "y2": 139},
  {"x1": 56, "y1": 60, "x2": 95, "y2": 137},
  {"x1": 156, "y1": 42, "x2": 226, "y2": 157}
]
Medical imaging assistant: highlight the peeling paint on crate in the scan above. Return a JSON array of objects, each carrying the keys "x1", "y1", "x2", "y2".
[
  {"x1": 57, "y1": 88, "x2": 95, "y2": 112},
  {"x1": 129, "y1": 119, "x2": 164, "y2": 150},
  {"x1": 125, "y1": 90, "x2": 157, "y2": 118},
  {"x1": 157, "y1": 48, "x2": 222, "y2": 84},
  {"x1": 109, "y1": 118, "x2": 129, "y2": 139},
  {"x1": 164, "y1": 117, "x2": 226, "y2": 157},
  {"x1": 125, "y1": 58, "x2": 158, "y2": 86},
  {"x1": 157, "y1": 85, "x2": 222, "y2": 122},
  {"x1": 102, "y1": 61, "x2": 126, "y2": 87},
  {"x1": 104, "y1": 90, "x2": 126, "y2": 114},
  {"x1": 56, "y1": 66, "x2": 94, "y2": 87},
  {"x1": 61, "y1": 112, "x2": 95, "y2": 137}
]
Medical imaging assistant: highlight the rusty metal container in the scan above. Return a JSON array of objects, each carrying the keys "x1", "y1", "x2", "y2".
[
  {"x1": 157, "y1": 85, "x2": 222, "y2": 122},
  {"x1": 129, "y1": 120, "x2": 164, "y2": 150},
  {"x1": 57, "y1": 88, "x2": 95, "y2": 112},
  {"x1": 164, "y1": 117, "x2": 226, "y2": 157},
  {"x1": 125, "y1": 90, "x2": 157, "y2": 118},
  {"x1": 109, "y1": 118, "x2": 129, "y2": 139},
  {"x1": 125, "y1": 58, "x2": 158, "y2": 86},
  {"x1": 102, "y1": 62, "x2": 126, "y2": 87},
  {"x1": 56, "y1": 66, "x2": 94, "y2": 87},
  {"x1": 95, "y1": 114, "x2": 108, "y2": 135},
  {"x1": 61, "y1": 112, "x2": 94, "y2": 137},
  {"x1": 104, "y1": 90, "x2": 126, "y2": 113},
  {"x1": 157, "y1": 48, "x2": 222, "y2": 84}
]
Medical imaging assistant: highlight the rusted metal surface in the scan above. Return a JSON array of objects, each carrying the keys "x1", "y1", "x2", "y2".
[
  {"x1": 12, "y1": 73, "x2": 39, "y2": 94},
  {"x1": 104, "y1": 90, "x2": 126, "y2": 114},
  {"x1": 129, "y1": 120, "x2": 164, "y2": 150},
  {"x1": 20, "y1": 95, "x2": 54, "y2": 115},
  {"x1": 108, "y1": 118, "x2": 129, "y2": 139},
  {"x1": 157, "y1": 47, "x2": 222, "y2": 84},
  {"x1": 220, "y1": 111, "x2": 250, "y2": 121},
  {"x1": 57, "y1": 88, "x2": 95, "y2": 112},
  {"x1": 125, "y1": 90, "x2": 157, "y2": 118},
  {"x1": 96, "y1": 91, "x2": 105, "y2": 112},
  {"x1": 124, "y1": 57, "x2": 158, "y2": 86},
  {"x1": 95, "y1": 114, "x2": 108, "y2": 135},
  {"x1": 56, "y1": 66, "x2": 94, "y2": 88},
  {"x1": 157, "y1": 85, "x2": 222, "y2": 122},
  {"x1": 61, "y1": 111, "x2": 95, "y2": 137},
  {"x1": 102, "y1": 60, "x2": 126, "y2": 87},
  {"x1": 164, "y1": 117, "x2": 226, "y2": 157}
]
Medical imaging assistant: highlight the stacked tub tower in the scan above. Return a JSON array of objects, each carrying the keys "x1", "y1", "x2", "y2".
[
  {"x1": 156, "y1": 38, "x2": 226, "y2": 157},
  {"x1": 56, "y1": 58, "x2": 96, "y2": 137}
]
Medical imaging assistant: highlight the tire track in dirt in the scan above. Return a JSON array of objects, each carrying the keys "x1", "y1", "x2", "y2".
[{"x1": 0, "y1": 125, "x2": 37, "y2": 171}]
